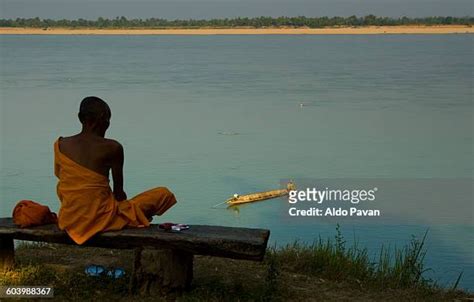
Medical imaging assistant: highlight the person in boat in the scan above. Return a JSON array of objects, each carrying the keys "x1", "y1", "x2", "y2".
[
  {"x1": 287, "y1": 181, "x2": 296, "y2": 191},
  {"x1": 233, "y1": 193, "x2": 240, "y2": 201},
  {"x1": 54, "y1": 96, "x2": 177, "y2": 245}
]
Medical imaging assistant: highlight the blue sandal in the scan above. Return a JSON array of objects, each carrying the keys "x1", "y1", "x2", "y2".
[
  {"x1": 85, "y1": 264, "x2": 106, "y2": 277},
  {"x1": 107, "y1": 267, "x2": 125, "y2": 279},
  {"x1": 85, "y1": 265, "x2": 125, "y2": 279}
]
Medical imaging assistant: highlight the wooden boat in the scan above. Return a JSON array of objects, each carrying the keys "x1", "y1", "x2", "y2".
[{"x1": 226, "y1": 182, "x2": 296, "y2": 206}]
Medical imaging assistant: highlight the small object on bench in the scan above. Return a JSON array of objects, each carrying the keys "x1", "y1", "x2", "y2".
[
  {"x1": 0, "y1": 217, "x2": 270, "y2": 296},
  {"x1": 12, "y1": 200, "x2": 57, "y2": 228},
  {"x1": 159, "y1": 222, "x2": 190, "y2": 232}
]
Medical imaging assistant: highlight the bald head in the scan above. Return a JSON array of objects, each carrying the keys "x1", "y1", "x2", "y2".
[{"x1": 78, "y1": 96, "x2": 111, "y2": 125}]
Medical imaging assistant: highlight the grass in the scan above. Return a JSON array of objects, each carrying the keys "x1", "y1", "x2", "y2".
[
  {"x1": 0, "y1": 226, "x2": 471, "y2": 301},
  {"x1": 269, "y1": 225, "x2": 436, "y2": 289}
]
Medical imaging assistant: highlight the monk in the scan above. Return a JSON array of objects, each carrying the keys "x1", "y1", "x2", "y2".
[{"x1": 54, "y1": 96, "x2": 177, "y2": 245}]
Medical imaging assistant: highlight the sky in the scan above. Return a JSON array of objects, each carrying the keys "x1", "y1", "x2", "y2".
[{"x1": 0, "y1": 0, "x2": 472, "y2": 20}]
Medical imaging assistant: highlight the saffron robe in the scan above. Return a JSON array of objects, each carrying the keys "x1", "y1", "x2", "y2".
[
  {"x1": 54, "y1": 138, "x2": 177, "y2": 244},
  {"x1": 12, "y1": 200, "x2": 58, "y2": 228}
]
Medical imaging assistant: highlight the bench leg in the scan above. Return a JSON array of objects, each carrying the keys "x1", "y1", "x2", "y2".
[
  {"x1": 130, "y1": 248, "x2": 193, "y2": 296},
  {"x1": 0, "y1": 235, "x2": 15, "y2": 271}
]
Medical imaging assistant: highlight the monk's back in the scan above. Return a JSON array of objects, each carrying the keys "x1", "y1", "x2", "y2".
[
  {"x1": 54, "y1": 96, "x2": 177, "y2": 245},
  {"x1": 58, "y1": 135, "x2": 115, "y2": 177}
]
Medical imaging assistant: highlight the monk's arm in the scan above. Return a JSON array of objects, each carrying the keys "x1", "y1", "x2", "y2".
[{"x1": 111, "y1": 143, "x2": 127, "y2": 201}]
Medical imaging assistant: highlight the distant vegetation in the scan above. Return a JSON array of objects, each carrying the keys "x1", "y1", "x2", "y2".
[{"x1": 0, "y1": 15, "x2": 473, "y2": 28}]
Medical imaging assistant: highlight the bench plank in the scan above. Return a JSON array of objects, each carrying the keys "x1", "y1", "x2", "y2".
[{"x1": 0, "y1": 218, "x2": 270, "y2": 261}]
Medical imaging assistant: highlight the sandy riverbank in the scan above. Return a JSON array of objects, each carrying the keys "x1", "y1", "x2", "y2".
[{"x1": 0, "y1": 25, "x2": 473, "y2": 35}]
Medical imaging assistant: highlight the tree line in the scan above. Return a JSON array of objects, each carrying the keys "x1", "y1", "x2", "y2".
[{"x1": 0, "y1": 16, "x2": 472, "y2": 28}]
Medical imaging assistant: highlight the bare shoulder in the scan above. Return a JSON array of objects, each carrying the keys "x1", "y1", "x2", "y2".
[
  {"x1": 58, "y1": 135, "x2": 75, "y2": 142},
  {"x1": 57, "y1": 135, "x2": 78, "y2": 148},
  {"x1": 104, "y1": 138, "x2": 123, "y2": 155}
]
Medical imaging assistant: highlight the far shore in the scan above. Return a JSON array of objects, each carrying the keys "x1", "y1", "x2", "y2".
[{"x1": 0, "y1": 25, "x2": 473, "y2": 35}]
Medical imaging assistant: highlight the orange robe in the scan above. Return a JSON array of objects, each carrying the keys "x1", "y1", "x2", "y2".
[
  {"x1": 12, "y1": 200, "x2": 58, "y2": 228},
  {"x1": 54, "y1": 138, "x2": 177, "y2": 245}
]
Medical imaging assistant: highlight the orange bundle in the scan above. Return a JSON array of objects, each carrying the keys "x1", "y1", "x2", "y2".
[{"x1": 12, "y1": 200, "x2": 58, "y2": 228}]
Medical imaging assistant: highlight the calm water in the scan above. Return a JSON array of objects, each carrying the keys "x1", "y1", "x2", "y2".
[{"x1": 0, "y1": 35, "x2": 472, "y2": 290}]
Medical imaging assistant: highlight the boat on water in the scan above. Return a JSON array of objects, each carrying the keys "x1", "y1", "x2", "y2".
[{"x1": 226, "y1": 182, "x2": 296, "y2": 207}]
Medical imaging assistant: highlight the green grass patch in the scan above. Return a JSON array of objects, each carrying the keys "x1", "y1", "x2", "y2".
[{"x1": 266, "y1": 225, "x2": 466, "y2": 293}]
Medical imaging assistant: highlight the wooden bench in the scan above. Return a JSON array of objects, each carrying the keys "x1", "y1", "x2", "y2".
[{"x1": 0, "y1": 217, "x2": 270, "y2": 295}]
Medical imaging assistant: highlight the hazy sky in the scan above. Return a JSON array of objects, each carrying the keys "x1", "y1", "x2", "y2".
[{"x1": 0, "y1": 0, "x2": 472, "y2": 19}]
